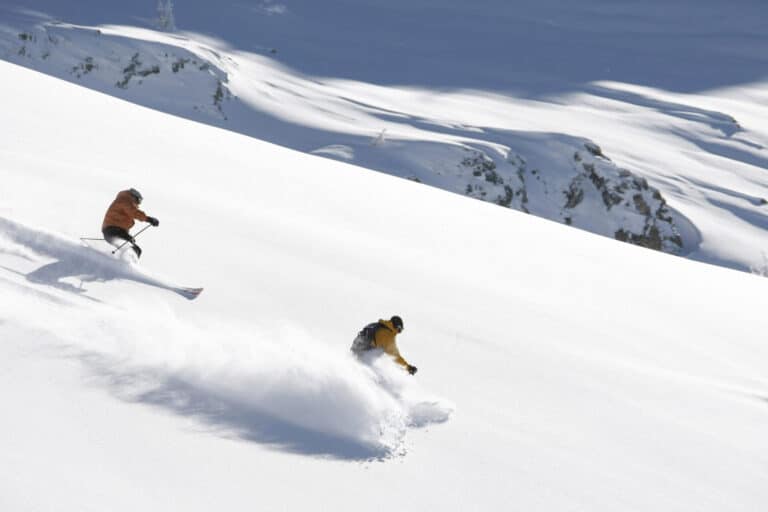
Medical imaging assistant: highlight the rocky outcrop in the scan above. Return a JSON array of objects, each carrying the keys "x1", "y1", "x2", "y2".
[
  {"x1": 116, "y1": 53, "x2": 160, "y2": 89},
  {"x1": 565, "y1": 147, "x2": 683, "y2": 252},
  {"x1": 455, "y1": 142, "x2": 684, "y2": 254},
  {"x1": 2, "y1": 24, "x2": 233, "y2": 121}
]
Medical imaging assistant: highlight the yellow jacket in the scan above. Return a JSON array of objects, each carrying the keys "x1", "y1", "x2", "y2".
[{"x1": 373, "y1": 319, "x2": 409, "y2": 368}]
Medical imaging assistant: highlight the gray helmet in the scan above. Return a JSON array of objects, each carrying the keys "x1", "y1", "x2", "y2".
[{"x1": 128, "y1": 188, "x2": 143, "y2": 204}]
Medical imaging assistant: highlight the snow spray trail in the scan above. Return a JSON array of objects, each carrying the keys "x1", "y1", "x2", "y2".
[
  {"x1": 0, "y1": 217, "x2": 199, "y2": 299},
  {"x1": 0, "y1": 219, "x2": 453, "y2": 459}
]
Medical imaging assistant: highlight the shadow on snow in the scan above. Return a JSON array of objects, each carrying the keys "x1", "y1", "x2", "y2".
[
  {"x1": 0, "y1": 217, "x2": 191, "y2": 300},
  {"x1": 76, "y1": 350, "x2": 394, "y2": 461}
]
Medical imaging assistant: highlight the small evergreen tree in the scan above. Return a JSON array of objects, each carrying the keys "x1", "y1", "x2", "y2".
[{"x1": 157, "y1": 0, "x2": 176, "y2": 31}]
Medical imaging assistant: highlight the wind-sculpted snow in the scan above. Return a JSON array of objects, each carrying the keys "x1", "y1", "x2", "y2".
[
  {"x1": 0, "y1": 218, "x2": 453, "y2": 458},
  {"x1": 3, "y1": 2, "x2": 768, "y2": 273},
  {"x1": 1, "y1": 22, "x2": 232, "y2": 121},
  {"x1": 0, "y1": 15, "x2": 696, "y2": 259}
]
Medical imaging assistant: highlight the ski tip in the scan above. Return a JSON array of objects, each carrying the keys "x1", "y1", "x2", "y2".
[{"x1": 176, "y1": 287, "x2": 204, "y2": 300}]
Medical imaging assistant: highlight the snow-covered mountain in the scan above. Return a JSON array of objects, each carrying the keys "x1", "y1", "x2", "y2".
[
  {"x1": 3, "y1": 1, "x2": 768, "y2": 271},
  {"x1": 2, "y1": 2, "x2": 768, "y2": 511},
  {"x1": 4, "y1": 56, "x2": 768, "y2": 512}
]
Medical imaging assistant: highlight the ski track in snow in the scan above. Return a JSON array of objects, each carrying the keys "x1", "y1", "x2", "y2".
[
  {"x1": 0, "y1": 217, "x2": 453, "y2": 459},
  {"x1": 1, "y1": 3, "x2": 767, "y2": 509}
]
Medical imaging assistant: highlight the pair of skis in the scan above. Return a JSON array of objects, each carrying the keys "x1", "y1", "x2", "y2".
[{"x1": 80, "y1": 236, "x2": 203, "y2": 300}]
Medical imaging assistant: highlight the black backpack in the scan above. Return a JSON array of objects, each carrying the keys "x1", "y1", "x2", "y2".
[{"x1": 350, "y1": 321, "x2": 385, "y2": 354}]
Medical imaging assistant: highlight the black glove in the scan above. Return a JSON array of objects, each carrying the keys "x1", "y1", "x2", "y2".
[
  {"x1": 407, "y1": 365, "x2": 418, "y2": 375},
  {"x1": 147, "y1": 216, "x2": 159, "y2": 227}
]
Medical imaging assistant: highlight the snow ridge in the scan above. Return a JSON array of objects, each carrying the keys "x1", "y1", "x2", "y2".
[{"x1": 1, "y1": 17, "x2": 695, "y2": 259}]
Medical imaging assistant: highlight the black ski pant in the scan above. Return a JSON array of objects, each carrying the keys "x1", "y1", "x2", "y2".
[{"x1": 102, "y1": 226, "x2": 142, "y2": 258}]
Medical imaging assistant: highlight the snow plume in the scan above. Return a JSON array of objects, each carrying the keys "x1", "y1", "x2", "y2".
[
  {"x1": 71, "y1": 308, "x2": 456, "y2": 458},
  {"x1": 0, "y1": 219, "x2": 452, "y2": 459},
  {"x1": 76, "y1": 317, "x2": 414, "y2": 458},
  {"x1": 358, "y1": 351, "x2": 454, "y2": 427}
]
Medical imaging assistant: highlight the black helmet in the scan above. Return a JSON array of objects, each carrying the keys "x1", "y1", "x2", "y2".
[
  {"x1": 128, "y1": 188, "x2": 143, "y2": 204},
  {"x1": 390, "y1": 315, "x2": 404, "y2": 332}
]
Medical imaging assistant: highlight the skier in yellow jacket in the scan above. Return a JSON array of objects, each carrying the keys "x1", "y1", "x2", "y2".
[{"x1": 351, "y1": 316, "x2": 417, "y2": 375}]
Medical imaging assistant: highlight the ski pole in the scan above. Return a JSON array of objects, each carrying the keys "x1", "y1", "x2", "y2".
[{"x1": 112, "y1": 224, "x2": 152, "y2": 254}]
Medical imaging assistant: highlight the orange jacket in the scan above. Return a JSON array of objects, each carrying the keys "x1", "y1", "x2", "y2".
[
  {"x1": 373, "y1": 319, "x2": 410, "y2": 368},
  {"x1": 102, "y1": 190, "x2": 148, "y2": 231}
]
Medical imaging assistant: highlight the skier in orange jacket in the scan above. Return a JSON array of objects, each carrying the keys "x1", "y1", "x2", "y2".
[
  {"x1": 101, "y1": 188, "x2": 159, "y2": 258},
  {"x1": 351, "y1": 316, "x2": 417, "y2": 375}
]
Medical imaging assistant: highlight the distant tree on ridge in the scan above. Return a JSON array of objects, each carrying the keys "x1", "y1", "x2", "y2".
[{"x1": 157, "y1": 0, "x2": 176, "y2": 31}]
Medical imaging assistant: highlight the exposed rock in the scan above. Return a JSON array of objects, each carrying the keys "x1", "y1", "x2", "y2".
[
  {"x1": 496, "y1": 185, "x2": 514, "y2": 207},
  {"x1": 461, "y1": 151, "x2": 498, "y2": 181},
  {"x1": 615, "y1": 226, "x2": 662, "y2": 251},
  {"x1": 580, "y1": 161, "x2": 623, "y2": 210},
  {"x1": 117, "y1": 53, "x2": 160, "y2": 88},
  {"x1": 584, "y1": 141, "x2": 610, "y2": 160},
  {"x1": 457, "y1": 143, "x2": 684, "y2": 254},
  {"x1": 213, "y1": 79, "x2": 232, "y2": 119},
  {"x1": 461, "y1": 150, "x2": 515, "y2": 206},
  {"x1": 564, "y1": 180, "x2": 584, "y2": 209},
  {"x1": 71, "y1": 56, "x2": 96, "y2": 78},
  {"x1": 633, "y1": 194, "x2": 651, "y2": 216},
  {"x1": 2, "y1": 25, "x2": 233, "y2": 121},
  {"x1": 172, "y1": 57, "x2": 190, "y2": 73}
]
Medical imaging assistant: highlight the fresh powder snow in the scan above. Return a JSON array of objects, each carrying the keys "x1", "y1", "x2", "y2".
[{"x1": 1, "y1": 2, "x2": 767, "y2": 511}]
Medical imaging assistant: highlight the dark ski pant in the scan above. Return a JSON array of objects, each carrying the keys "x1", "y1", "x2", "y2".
[{"x1": 102, "y1": 226, "x2": 142, "y2": 258}]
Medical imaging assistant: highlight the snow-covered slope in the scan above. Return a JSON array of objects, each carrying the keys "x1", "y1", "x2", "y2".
[
  {"x1": 2, "y1": 59, "x2": 768, "y2": 511},
  {"x1": 3, "y1": 1, "x2": 767, "y2": 272}
]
